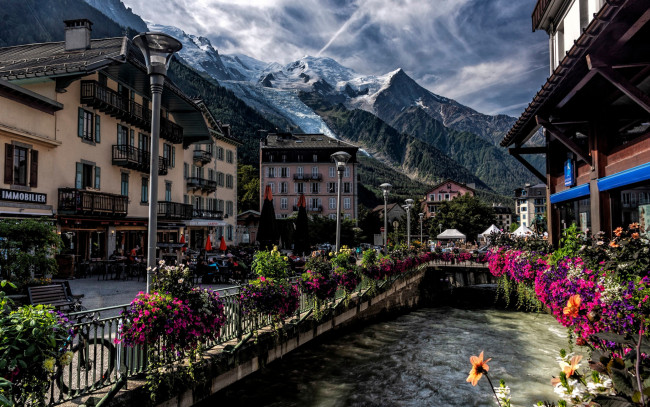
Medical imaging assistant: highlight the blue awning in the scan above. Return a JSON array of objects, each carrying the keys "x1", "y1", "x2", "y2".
[
  {"x1": 550, "y1": 183, "x2": 590, "y2": 204},
  {"x1": 598, "y1": 162, "x2": 650, "y2": 191}
]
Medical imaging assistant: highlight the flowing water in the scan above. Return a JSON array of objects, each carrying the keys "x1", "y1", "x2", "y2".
[{"x1": 200, "y1": 307, "x2": 573, "y2": 406}]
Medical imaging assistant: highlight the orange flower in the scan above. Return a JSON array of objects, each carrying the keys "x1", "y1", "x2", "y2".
[
  {"x1": 632, "y1": 232, "x2": 640, "y2": 239},
  {"x1": 629, "y1": 222, "x2": 640, "y2": 230},
  {"x1": 560, "y1": 355, "x2": 582, "y2": 378},
  {"x1": 614, "y1": 227, "x2": 623, "y2": 237},
  {"x1": 466, "y1": 351, "x2": 491, "y2": 386},
  {"x1": 563, "y1": 294, "x2": 581, "y2": 318},
  {"x1": 609, "y1": 240, "x2": 619, "y2": 248}
]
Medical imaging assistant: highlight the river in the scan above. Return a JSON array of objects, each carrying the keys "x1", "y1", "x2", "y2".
[{"x1": 199, "y1": 307, "x2": 572, "y2": 406}]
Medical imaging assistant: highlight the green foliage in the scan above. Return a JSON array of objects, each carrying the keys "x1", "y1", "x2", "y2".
[
  {"x1": 237, "y1": 164, "x2": 260, "y2": 213},
  {"x1": 549, "y1": 224, "x2": 583, "y2": 265},
  {"x1": 430, "y1": 194, "x2": 496, "y2": 243},
  {"x1": 0, "y1": 218, "x2": 62, "y2": 285},
  {"x1": 251, "y1": 249, "x2": 290, "y2": 280}
]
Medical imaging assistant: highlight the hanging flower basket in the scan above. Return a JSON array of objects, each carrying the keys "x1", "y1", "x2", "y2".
[
  {"x1": 300, "y1": 268, "x2": 338, "y2": 301},
  {"x1": 239, "y1": 277, "x2": 300, "y2": 321}
]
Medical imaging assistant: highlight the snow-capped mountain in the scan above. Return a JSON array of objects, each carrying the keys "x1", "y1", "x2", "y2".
[{"x1": 83, "y1": 0, "x2": 148, "y2": 33}]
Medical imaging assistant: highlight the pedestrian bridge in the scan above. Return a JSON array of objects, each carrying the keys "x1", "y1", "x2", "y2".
[{"x1": 56, "y1": 263, "x2": 494, "y2": 407}]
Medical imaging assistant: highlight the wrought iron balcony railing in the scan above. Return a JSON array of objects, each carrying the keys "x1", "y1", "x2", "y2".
[
  {"x1": 192, "y1": 209, "x2": 224, "y2": 219},
  {"x1": 186, "y1": 177, "x2": 217, "y2": 192},
  {"x1": 157, "y1": 201, "x2": 193, "y2": 220},
  {"x1": 58, "y1": 188, "x2": 128, "y2": 217},
  {"x1": 112, "y1": 145, "x2": 168, "y2": 175},
  {"x1": 192, "y1": 149, "x2": 212, "y2": 165}
]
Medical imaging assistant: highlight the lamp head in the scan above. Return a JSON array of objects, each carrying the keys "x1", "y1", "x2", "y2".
[
  {"x1": 379, "y1": 183, "x2": 392, "y2": 193},
  {"x1": 330, "y1": 151, "x2": 351, "y2": 168},
  {"x1": 133, "y1": 32, "x2": 183, "y2": 76},
  {"x1": 405, "y1": 198, "x2": 414, "y2": 206},
  {"x1": 419, "y1": 213, "x2": 424, "y2": 219}
]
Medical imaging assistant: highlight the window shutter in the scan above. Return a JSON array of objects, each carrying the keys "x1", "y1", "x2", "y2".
[
  {"x1": 4, "y1": 144, "x2": 13, "y2": 184},
  {"x1": 75, "y1": 163, "x2": 82, "y2": 189},
  {"x1": 94, "y1": 166, "x2": 101, "y2": 189},
  {"x1": 130, "y1": 129, "x2": 135, "y2": 146},
  {"x1": 94, "y1": 114, "x2": 101, "y2": 143},
  {"x1": 172, "y1": 146, "x2": 176, "y2": 167},
  {"x1": 29, "y1": 150, "x2": 38, "y2": 188},
  {"x1": 78, "y1": 108, "x2": 84, "y2": 138}
]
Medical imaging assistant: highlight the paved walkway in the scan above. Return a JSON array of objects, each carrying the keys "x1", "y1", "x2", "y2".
[{"x1": 66, "y1": 277, "x2": 237, "y2": 311}]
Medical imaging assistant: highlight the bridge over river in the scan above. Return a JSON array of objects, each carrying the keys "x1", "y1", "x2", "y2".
[{"x1": 55, "y1": 263, "x2": 496, "y2": 407}]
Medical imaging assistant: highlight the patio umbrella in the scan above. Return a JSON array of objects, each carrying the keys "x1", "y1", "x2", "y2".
[
  {"x1": 219, "y1": 235, "x2": 227, "y2": 251},
  {"x1": 179, "y1": 234, "x2": 186, "y2": 252},
  {"x1": 257, "y1": 185, "x2": 279, "y2": 250},
  {"x1": 205, "y1": 235, "x2": 212, "y2": 251},
  {"x1": 294, "y1": 193, "x2": 310, "y2": 256}
]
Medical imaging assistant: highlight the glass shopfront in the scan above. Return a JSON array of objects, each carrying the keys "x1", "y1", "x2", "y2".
[
  {"x1": 557, "y1": 197, "x2": 591, "y2": 233},
  {"x1": 609, "y1": 182, "x2": 650, "y2": 237}
]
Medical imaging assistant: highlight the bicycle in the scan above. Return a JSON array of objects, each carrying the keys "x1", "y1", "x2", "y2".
[{"x1": 55, "y1": 310, "x2": 117, "y2": 397}]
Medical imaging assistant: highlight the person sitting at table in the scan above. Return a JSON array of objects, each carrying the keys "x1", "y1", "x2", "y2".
[
  {"x1": 129, "y1": 245, "x2": 140, "y2": 263},
  {"x1": 109, "y1": 249, "x2": 121, "y2": 260}
]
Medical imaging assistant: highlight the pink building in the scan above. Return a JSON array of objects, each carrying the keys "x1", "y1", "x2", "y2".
[
  {"x1": 259, "y1": 133, "x2": 359, "y2": 220},
  {"x1": 422, "y1": 179, "x2": 475, "y2": 218}
]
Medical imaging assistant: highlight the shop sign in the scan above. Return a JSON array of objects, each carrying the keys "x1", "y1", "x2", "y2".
[
  {"x1": 0, "y1": 188, "x2": 46, "y2": 204},
  {"x1": 564, "y1": 159, "x2": 575, "y2": 187}
]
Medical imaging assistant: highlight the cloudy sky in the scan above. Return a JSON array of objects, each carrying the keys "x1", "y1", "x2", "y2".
[{"x1": 122, "y1": 0, "x2": 549, "y2": 117}]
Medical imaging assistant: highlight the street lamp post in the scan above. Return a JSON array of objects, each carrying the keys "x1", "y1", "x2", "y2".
[
  {"x1": 133, "y1": 32, "x2": 182, "y2": 293},
  {"x1": 405, "y1": 199, "x2": 414, "y2": 246},
  {"x1": 379, "y1": 183, "x2": 392, "y2": 251},
  {"x1": 419, "y1": 213, "x2": 424, "y2": 244},
  {"x1": 331, "y1": 151, "x2": 351, "y2": 252}
]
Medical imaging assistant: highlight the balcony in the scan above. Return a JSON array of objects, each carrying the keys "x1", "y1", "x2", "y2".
[
  {"x1": 80, "y1": 81, "x2": 183, "y2": 144},
  {"x1": 58, "y1": 188, "x2": 128, "y2": 217},
  {"x1": 186, "y1": 177, "x2": 217, "y2": 192},
  {"x1": 112, "y1": 145, "x2": 168, "y2": 175},
  {"x1": 308, "y1": 206, "x2": 323, "y2": 213},
  {"x1": 192, "y1": 209, "x2": 223, "y2": 219},
  {"x1": 192, "y1": 149, "x2": 212, "y2": 165},
  {"x1": 293, "y1": 174, "x2": 306, "y2": 181},
  {"x1": 532, "y1": 0, "x2": 551, "y2": 29},
  {"x1": 157, "y1": 201, "x2": 193, "y2": 220}
]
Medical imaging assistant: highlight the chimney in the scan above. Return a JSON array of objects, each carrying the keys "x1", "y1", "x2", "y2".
[{"x1": 64, "y1": 19, "x2": 93, "y2": 51}]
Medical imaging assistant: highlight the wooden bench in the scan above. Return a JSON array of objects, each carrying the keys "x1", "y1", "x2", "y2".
[{"x1": 27, "y1": 283, "x2": 77, "y2": 310}]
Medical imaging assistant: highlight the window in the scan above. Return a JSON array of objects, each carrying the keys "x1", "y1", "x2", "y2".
[
  {"x1": 344, "y1": 213, "x2": 351, "y2": 220},
  {"x1": 226, "y1": 174, "x2": 234, "y2": 189},
  {"x1": 297, "y1": 167, "x2": 304, "y2": 177},
  {"x1": 329, "y1": 214, "x2": 336, "y2": 220},
  {"x1": 279, "y1": 182, "x2": 288, "y2": 194},
  {"x1": 344, "y1": 197, "x2": 351, "y2": 209},
  {"x1": 438, "y1": 194, "x2": 442, "y2": 201},
  {"x1": 206, "y1": 143, "x2": 213, "y2": 154},
  {"x1": 121, "y1": 173, "x2": 129, "y2": 196},
  {"x1": 328, "y1": 182, "x2": 336, "y2": 193},
  {"x1": 217, "y1": 147, "x2": 224, "y2": 161},
  {"x1": 444, "y1": 193, "x2": 450, "y2": 200},
  {"x1": 165, "y1": 182, "x2": 171, "y2": 202},
  {"x1": 75, "y1": 162, "x2": 100, "y2": 189},
  {"x1": 218, "y1": 199, "x2": 224, "y2": 212},
  {"x1": 226, "y1": 150, "x2": 233, "y2": 163},
  {"x1": 312, "y1": 154, "x2": 318, "y2": 162},
  {"x1": 268, "y1": 183, "x2": 275, "y2": 194},
  {"x1": 329, "y1": 198, "x2": 336, "y2": 209},
  {"x1": 296, "y1": 182, "x2": 304, "y2": 194},
  {"x1": 184, "y1": 163, "x2": 189, "y2": 178},
  {"x1": 429, "y1": 194, "x2": 435, "y2": 201},
  {"x1": 310, "y1": 198, "x2": 319, "y2": 209},
  {"x1": 217, "y1": 172, "x2": 224, "y2": 187},
  {"x1": 344, "y1": 166, "x2": 350, "y2": 178},
  {"x1": 138, "y1": 133, "x2": 149, "y2": 153},
  {"x1": 163, "y1": 144, "x2": 174, "y2": 167},
  {"x1": 268, "y1": 167, "x2": 276, "y2": 178},
  {"x1": 312, "y1": 167, "x2": 318, "y2": 177},
  {"x1": 281, "y1": 198, "x2": 288, "y2": 209},
  {"x1": 344, "y1": 182, "x2": 351, "y2": 193},
  {"x1": 521, "y1": 207, "x2": 527, "y2": 212},
  {"x1": 311, "y1": 182, "x2": 320, "y2": 193},
  {"x1": 208, "y1": 169, "x2": 214, "y2": 181},
  {"x1": 522, "y1": 214, "x2": 527, "y2": 220},
  {"x1": 226, "y1": 201, "x2": 234, "y2": 216},
  {"x1": 78, "y1": 108, "x2": 100, "y2": 143},
  {"x1": 280, "y1": 167, "x2": 289, "y2": 178},
  {"x1": 329, "y1": 167, "x2": 335, "y2": 178},
  {"x1": 117, "y1": 125, "x2": 128, "y2": 146},
  {"x1": 141, "y1": 177, "x2": 148, "y2": 203},
  {"x1": 10, "y1": 146, "x2": 28, "y2": 186},
  {"x1": 227, "y1": 225, "x2": 233, "y2": 241}
]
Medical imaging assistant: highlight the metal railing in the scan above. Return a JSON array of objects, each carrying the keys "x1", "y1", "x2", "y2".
[
  {"x1": 48, "y1": 264, "x2": 428, "y2": 405},
  {"x1": 58, "y1": 188, "x2": 128, "y2": 217},
  {"x1": 112, "y1": 145, "x2": 168, "y2": 175},
  {"x1": 157, "y1": 201, "x2": 193, "y2": 220},
  {"x1": 185, "y1": 177, "x2": 217, "y2": 192}
]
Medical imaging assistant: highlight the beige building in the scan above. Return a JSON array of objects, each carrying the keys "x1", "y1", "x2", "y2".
[
  {"x1": 259, "y1": 133, "x2": 359, "y2": 221},
  {"x1": 0, "y1": 19, "x2": 210, "y2": 262},
  {"x1": 184, "y1": 102, "x2": 241, "y2": 251}
]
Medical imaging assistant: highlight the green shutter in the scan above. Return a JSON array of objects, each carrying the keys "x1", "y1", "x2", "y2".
[
  {"x1": 94, "y1": 166, "x2": 101, "y2": 189},
  {"x1": 75, "y1": 163, "x2": 82, "y2": 189},
  {"x1": 94, "y1": 114, "x2": 101, "y2": 143},
  {"x1": 78, "y1": 108, "x2": 84, "y2": 138},
  {"x1": 172, "y1": 146, "x2": 176, "y2": 167}
]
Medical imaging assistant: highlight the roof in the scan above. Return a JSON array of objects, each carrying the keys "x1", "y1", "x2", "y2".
[
  {"x1": 262, "y1": 133, "x2": 358, "y2": 151},
  {"x1": 502, "y1": 0, "x2": 649, "y2": 147},
  {"x1": 436, "y1": 229, "x2": 466, "y2": 239},
  {"x1": 371, "y1": 202, "x2": 404, "y2": 214},
  {"x1": 194, "y1": 100, "x2": 242, "y2": 147},
  {"x1": 0, "y1": 37, "x2": 209, "y2": 144},
  {"x1": 424, "y1": 179, "x2": 475, "y2": 195},
  {"x1": 0, "y1": 79, "x2": 63, "y2": 114},
  {"x1": 479, "y1": 224, "x2": 500, "y2": 236},
  {"x1": 512, "y1": 224, "x2": 534, "y2": 236},
  {"x1": 493, "y1": 206, "x2": 512, "y2": 214}
]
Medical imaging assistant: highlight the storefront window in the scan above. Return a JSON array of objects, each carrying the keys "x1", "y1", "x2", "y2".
[
  {"x1": 557, "y1": 197, "x2": 591, "y2": 233},
  {"x1": 610, "y1": 183, "x2": 650, "y2": 236}
]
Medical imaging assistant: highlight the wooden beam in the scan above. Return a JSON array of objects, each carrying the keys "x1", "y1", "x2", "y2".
[
  {"x1": 536, "y1": 116, "x2": 592, "y2": 166},
  {"x1": 509, "y1": 147, "x2": 547, "y2": 154},
  {"x1": 587, "y1": 55, "x2": 650, "y2": 114},
  {"x1": 615, "y1": 7, "x2": 650, "y2": 48},
  {"x1": 508, "y1": 150, "x2": 547, "y2": 184},
  {"x1": 557, "y1": 69, "x2": 597, "y2": 109}
]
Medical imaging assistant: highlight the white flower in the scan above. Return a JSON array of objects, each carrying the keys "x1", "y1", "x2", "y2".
[{"x1": 178, "y1": 278, "x2": 184, "y2": 284}]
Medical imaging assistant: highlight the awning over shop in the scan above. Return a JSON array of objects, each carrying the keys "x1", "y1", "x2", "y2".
[
  {"x1": 185, "y1": 219, "x2": 227, "y2": 227},
  {"x1": 598, "y1": 162, "x2": 650, "y2": 192},
  {"x1": 550, "y1": 183, "x2": 590, "y2": 204}
]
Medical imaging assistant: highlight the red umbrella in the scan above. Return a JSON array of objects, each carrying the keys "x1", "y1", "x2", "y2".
[
  {"x1": 205, "y1": 235, "x2": 212, "y2": 251},
  {"x1": 180, "y1": 234, "x2": 186, "y2": 252},
  {"x1": 219, "y1": 235, "x2": 227, "y2": 251}
]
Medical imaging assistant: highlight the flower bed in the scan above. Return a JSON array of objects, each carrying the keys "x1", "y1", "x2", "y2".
[{"x1": 239, "y1": 277, "x2": 300, "y2": 321}]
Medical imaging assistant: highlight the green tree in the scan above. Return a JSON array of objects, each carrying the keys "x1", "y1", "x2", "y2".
[
  {"x1": 238, "y1": 164, "x2": 260, "y2": 213},
  {"x1": 0, "y1": 218, "x2": 62, "y2": 285},
  {"x1": 509, "y1": 222, "x2": 520, "y2": 233},
  {"x1": 430, "y1": 194, "x2": 495, "y2": 244}
]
